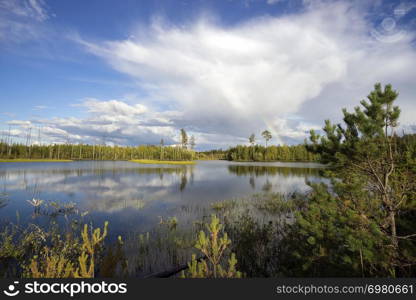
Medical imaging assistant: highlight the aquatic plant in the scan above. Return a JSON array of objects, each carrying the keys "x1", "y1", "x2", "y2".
[
  {"x1": 211, "y1": 199, "x2": 238, "y2": 212},
  {"x1": 28, "y1": 249, "x2": 77, "y2": 278},
  {"x1": 129, "y1": 219, "x2": 196, "y2": 276},
  {"x1": 26, "y1": 198, "x2": 44, "y2": 208},
  {"x1": 99, "y1": 236, "x2": 128, "y2": 277},
  {"x1": 26, "y1": 222, "x2": 109, "y2": 278},
  {"x1": 0, "y1": 192, "x2": 9, "y2": 209},
  {"x1": 159, "y1": 216, "x2": 178, "y2": 231}
]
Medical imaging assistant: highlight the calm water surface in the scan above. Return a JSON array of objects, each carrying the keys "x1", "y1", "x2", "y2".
[{"x1": 0, "y1": 160, "x2": 322, "y2": 239}]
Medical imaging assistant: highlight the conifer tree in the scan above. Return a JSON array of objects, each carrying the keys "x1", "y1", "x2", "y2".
[
  {"x1": 190, "y1": 135, "x2": 196, "y2": 150},
  {"x1": 261, "y1": 130, "x2": 272, "y2": 147},
  {"x1": 249, "y1": 134, "x2": 255, "y2": 146},
  {"x1": 301, "y1": 83, "x2": 416, "y2": 276},
  {"x1": 180, "y1": 129, "x2": 188, "y2": 149}
]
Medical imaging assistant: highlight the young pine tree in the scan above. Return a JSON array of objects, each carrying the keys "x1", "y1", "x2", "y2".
[{"x1": 181, "y1": 215, "x2": 242, "y2": 278}]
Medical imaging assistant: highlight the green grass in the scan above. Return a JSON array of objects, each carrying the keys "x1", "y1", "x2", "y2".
[
  {"x1": 0, "y1": 159, "x2": 73, "y2": 163},
  {"x1": 130, "y1": 159, "x2": 196, "y2": 165}
]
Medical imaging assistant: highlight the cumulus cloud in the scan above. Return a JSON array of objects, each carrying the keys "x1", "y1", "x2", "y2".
[
  {"x1": 72, "y1": 1, "x2": 416, "y2": 147},
  {"x1": 79, "y1": 99, "x2": 147, "y2": 116},
  {"x1": 7, "y1": 120, "x2": 32, "y2": 127},
  {"x1": 3, "y1": 98, "x2": 184, "y2": 146},
  {"x1": 5, "y1": 1, "x2": 416, "y2": 149}
]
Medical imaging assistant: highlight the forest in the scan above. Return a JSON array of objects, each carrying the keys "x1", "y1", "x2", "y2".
[
  {"x1": 0, "y1": 143, "x2": 195, "y2": 161},
  {"x1": 225, "y1": 144, "x2": 320, "y2": 162},
  {"x1": 0, "y1": 135, "x2": 319, "y2": 162}
]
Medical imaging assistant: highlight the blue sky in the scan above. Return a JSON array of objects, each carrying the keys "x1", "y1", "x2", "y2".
[{"x1": 1, "y1": 0, "x2": 416, "y2": 149}]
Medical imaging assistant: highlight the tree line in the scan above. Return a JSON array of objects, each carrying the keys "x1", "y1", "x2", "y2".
[
  {"x1": 225, "y1": 144, "x2": 319, "y2": 162},
  {"x1": 199, "y1": 129, "x2": 320, "y2": 162},
  {"x1": 0, "y1": 128, "x2": 197, "y2": 161},
  {"x1": 290, "y1": 83, "x2": 416, "y2": 276},
  {"x1": 0, "y1": 143, "x2": 195, "y2": 161}
]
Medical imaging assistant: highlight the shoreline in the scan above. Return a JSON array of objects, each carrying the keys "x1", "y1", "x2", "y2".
[
  {"x1": 0, "y1": 159, "x2": 73, "y2": 163},
  {"x1": 129, "y1": 159, "x2": 196, "y2": 165}
]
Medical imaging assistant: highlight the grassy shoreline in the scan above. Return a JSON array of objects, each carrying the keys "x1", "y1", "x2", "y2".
[
  {"x1": 130, "y1": 159, "x2": 196, "y2": 165},
  {"x1": 0, "y1": 159, "x2": 73, "y2": 163}
]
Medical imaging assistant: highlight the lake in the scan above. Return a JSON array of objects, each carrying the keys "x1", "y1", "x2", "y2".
[{"x1": 0, "y1": 160, "x2": 322, "y2": 239}]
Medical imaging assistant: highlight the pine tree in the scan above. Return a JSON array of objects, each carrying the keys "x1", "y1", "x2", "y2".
[
  {"x1": 248, "y1": 134, "x2": 256, "y2": 146},
  {"x1": 180, "y1": 129, "x2": 188, "y2": 149},
  {"x1": 261, "y1": 130, "x2": 272, "y2": 147},
  {"x1": 302, "y1": 83, "x2": 416, "y2": 276},
  {"x1": 189, "y1": 135, "x2": 196, "y2": 150}
]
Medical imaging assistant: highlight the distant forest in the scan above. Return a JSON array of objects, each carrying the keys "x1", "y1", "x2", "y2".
[
  {"x1": 225, "y1": 144, "x2": 319, "y2": 162},
  {"x1": 1, "y1": 127, "x2": 413, "y2": 163},
  {"x1": 0, "y1": 142, "x2": 194, "y2": 161},
  {"x1": 0, "y1": 141, "x2": 319, "y2": 162}
]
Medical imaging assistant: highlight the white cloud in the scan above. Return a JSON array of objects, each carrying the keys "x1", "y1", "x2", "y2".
[
  {"x1": 75, "y1": 1, "x2": 416, "y2": 147},
  {"x1": 80, "y1": 98, "x2": 147, "y2": 116},
  {"x1": 33, "y1": 105, "x2": 49, "y2": 111},
  {"x1": 6, "y1": 1, "x2": 416, "y2": 149},
  {"x1": 4, "y1": 99, "x2": 180, "y2": 146},
  {"x1": 266, "y1": 0, "x2": 283, "y2": 4},
  {"x1": 27, "y1": 0, "x2": 48, "y2": 21},
  {"x1": 0, "y1": 0, "x2": 48, "y2": 21},
  {"x1": 7, "y1": 120, "x2": 32, "y2": 127},
  {"x1": 0, "y1": 0, "x2": 49, "y2": 43}
]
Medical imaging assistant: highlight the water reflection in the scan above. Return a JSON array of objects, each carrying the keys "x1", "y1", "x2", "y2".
[
  {"x1": 227, "y1": 164, "x2": 321, "y2": 192},
  {"x1": 227, "y1": 165, "x2": 321, "y2": 177},
  {"x1": 0, "y1": 161, "x2": 322, "y2": 235},
  {"x1": 0, "y1": 192, "x2": 8, "y2": 209}
]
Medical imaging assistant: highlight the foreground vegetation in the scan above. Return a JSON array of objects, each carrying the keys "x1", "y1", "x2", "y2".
[{"x1": 0, "y1": 205, "x2": 241, "y2": 278}]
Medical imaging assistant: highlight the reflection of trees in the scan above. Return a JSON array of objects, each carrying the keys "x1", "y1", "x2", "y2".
[
  {"x1": 1, "y1": 165, "x2": 196, "y2": 213},
  {"x1": 228, "y1": 165, "x2": 320, "y2": 177},
  {"x1": 262, "y1": 179, "x2": 273, "y2": 192},
  {"x1": 180, "y1": 173, "x2": 187, "y2": 192},
  {"x1": 0, "y1": 192, "x2": 8, "y2": 209},
  {"x1": 179, "y1": 167, "x2": 194, "y2": 192},
  {"x1": 0, "y1": 166, "x2": 195, "y2": 187},
  {"x1": 249, "y1": 177, "x2": 255, "y2": 190}
]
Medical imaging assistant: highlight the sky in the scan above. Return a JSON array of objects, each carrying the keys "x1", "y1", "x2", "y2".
[{"x1": 1, "y1": 0, "x2": 416, "y2": 150}]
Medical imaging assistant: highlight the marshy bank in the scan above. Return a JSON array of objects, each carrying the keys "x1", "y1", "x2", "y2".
[
  {"x1": 0, "y1": 160, "x2": 322, "y2": 277},
  {"x1": 0, "y1": 191, "x2": 306, "y2": 278}
]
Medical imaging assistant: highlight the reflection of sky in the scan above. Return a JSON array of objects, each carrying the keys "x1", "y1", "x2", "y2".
[{"x1": 0, "y1": 161, "x2": 322, "y2": 237}]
